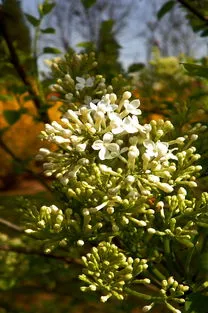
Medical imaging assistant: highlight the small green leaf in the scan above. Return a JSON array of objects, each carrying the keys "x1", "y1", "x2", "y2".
[
  {"x1": 128, "y1": 63, "x2": 145, "y2": 72},
  {"x1": 182, "y1": 63, "x2": 208, "y2": 79},
  {"x1": 157, "y1": 1, "x2": 175, "y2": 20},
  {"x1": 40, "y1": 27, "x2": 55, "y2": 34},
  {"x1": 43, "y1": 47, "x2": 61, "y2": 54},
  {"x1": 81, "y1": 0, "x2": 97, "y2": 9},
  {"x1": 39, "y1": 2, "x2": 56, "y2": 16},
  {"x1": 25, "y1": 13, "x2": 40, "y2": 27},
  {"x1": 3, "y1": 110, "x2": 22, "y2": 125},
  {"x1": 76, "y1": 41, "x2": 95, "y2": 50}
]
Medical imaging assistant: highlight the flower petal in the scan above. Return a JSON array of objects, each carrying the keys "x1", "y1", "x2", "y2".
[
  {"x1": 107, "y1": 143, "x2": 120, "y2": 153},
  {"x1": 92, "y1": 140, "x2": 103, "y2": 150},
  {"x1": 103, "y1": 132, "x2": 113, "y2": 143},
  {"x1": 99, "y1": 147, "x2": 108, "y2": 160},
  {"x1": 123, "y1": 116, "x2": 139, "y2": 133}
]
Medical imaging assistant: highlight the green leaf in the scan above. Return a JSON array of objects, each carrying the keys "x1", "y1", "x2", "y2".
[
  {"x1": 184, "y1": 292, "x2": 208, "y2": 313},
  {"x1": 182, "y1": 63, "x2": 208, "y2": 79},
  {"x1": 0, "y1": 94, "x2": 14, "y2": 101},
  {"x1": 25, "y1": 13, "x2": 40, "y2": 27},
  {"x1": 128, "y1": 63, "x2": 145, "y2": 72},
  {"x1": 3, "y1": 110, "x2": 22, "y2": 125},
  {"x1": 157, "y1": 1, "x2": 175, "y2": 20},
  {"x1": 7, "y1": 85, "x2": 28, "y2": 94},
  {"x1": 76, "y1": 41, "x2": 95, "y2": 50},
  {"x1": 39, "y1": 2, "x2": 56, "y2": 16},
  {"x1": 43, "y1": 47, "x2": 61, "y2": 54},
  {"x1": 40, "y1": 27, "x2": 55, "y2": 34},
  {"x1": 81, "y1": 0, "x2": 97, "y2": 9}
]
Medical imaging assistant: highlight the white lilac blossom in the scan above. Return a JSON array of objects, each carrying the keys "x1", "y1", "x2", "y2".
[
  {"x1": 75, "y1": 76, "x2": 94, "y2": 90},
  {"x1": 90, "y1": 93, "x2": 118, "y2": 113},
  {"x1": 92, "y1": 132, "x2": 120, "y2": 160},
  {"x1": 123, "y1": 99, "x2": 141, "y2": 115},
  {"x1": 21, "y1": 53, "x2": 208, "y2": 313},
  {"x1": 143, "y1": 140, "x2": 178, "y2": 161},
  {"x1": 38, "y1": 91, "x2": 201, "y2": 198}
]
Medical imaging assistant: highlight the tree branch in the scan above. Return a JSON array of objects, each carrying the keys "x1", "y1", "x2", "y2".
[
  {"x1": 0, "y1": 8, "x2": 50, "y2": 124},
  {"x1": 176, "y1": 0, "x2": 208, "y2": 24},
  {"x1": 0, "y1": 218, "x2": 23, "y2": 232},
  {"x1": 0, "y1": 245, "x2": 83, "y2": 266}
]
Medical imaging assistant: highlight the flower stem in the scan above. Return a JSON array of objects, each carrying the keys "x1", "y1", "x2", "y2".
[
  {"x1": 125, "y1": 287, "x2": 163, "y2": 302},
  {"x1": 151, "y1": 267, "x2": 166, "y2": 281}
]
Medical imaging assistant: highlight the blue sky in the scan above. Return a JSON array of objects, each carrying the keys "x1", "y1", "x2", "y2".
[
  {"x1": 21, "y1": 0, "x2": 207, "y2": 69},
  {"x1": 21, "y1": 0, "x2": 149, "y2": 68}
]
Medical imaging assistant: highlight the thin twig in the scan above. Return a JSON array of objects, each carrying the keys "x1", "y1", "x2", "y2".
[
  {"x1": 176, "y1": 0, "x2": 208, "y2": 24},
  {"x1": 0, "y1": 137, "x2": 22, "y2": 163},
  {"x1": 0, "y1": 218, "x2": 23, "y2": 232},
  {"x1": 0, "y1": 245, "x2": 83, "y2": 266}
]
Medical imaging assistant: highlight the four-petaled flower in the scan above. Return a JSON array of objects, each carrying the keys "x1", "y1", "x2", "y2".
[
  {"x1": 75, "y1": 76, "x2": 94, "y2": 90},
  {"x1": 123, "y1": 115, "x2": 141, "y2": 133},
  {"x1": 92, "y1": 132, "x2": 120, "y2": 160},
  {"x1": 123, "y1": 99, "x2": 141, "y2": 115}
]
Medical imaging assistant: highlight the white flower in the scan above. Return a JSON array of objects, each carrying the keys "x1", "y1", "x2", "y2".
[
  {"x1": 75, "y1": 76, "x2": 94, "y2": 90},
  {"x1": 92, "y1": 132, "x2": 120, "y2": 160},
  {"x1": 90, "y1": 94, "x2": 118, "y2": 114},
  {"x1": 108, "y1": 113, "x2": 124, "y2": 134},
  {"x1": 109, "y1": 113, "x2": 142, "y2": 134},
  {"x1": 143, "y1": 140, "x2": 177, "y2": 161},
  {"x1": 123, "y1": 99, "x2": 141, "y2": 115},
  {"x1": 123, "y1": 115, "x2": 141, "y2": 133},
  {"x1": 140, "y1": 124, "x2": 152, "y2": 134}
]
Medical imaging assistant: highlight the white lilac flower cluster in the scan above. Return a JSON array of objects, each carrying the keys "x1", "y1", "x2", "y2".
[
  {"x1": 29, "y1": 79, "x2": 207, "y2": 313},
  {"x1": 37, "y1": 90, "x2": 200, "y2": 198}
]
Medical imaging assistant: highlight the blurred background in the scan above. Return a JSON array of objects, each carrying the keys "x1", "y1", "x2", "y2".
[
  {"x1": 0, "y1": 1, "x2": 208, "y2": 312},
  {"x1": 21, "y1": 0, "x2": 208, "y2": 68}
]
